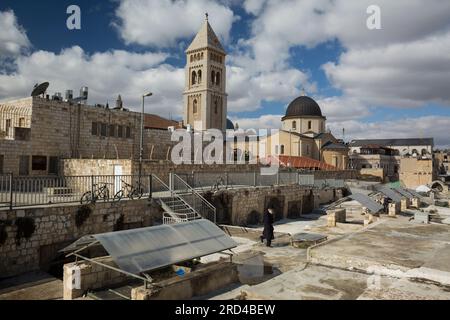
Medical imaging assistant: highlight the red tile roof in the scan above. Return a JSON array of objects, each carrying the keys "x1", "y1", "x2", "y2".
[
  {"x1": 144, "y1": 114, "x2": 183, "y2": 130},
  {"x1": 264, "y1": 155, "x2": 337, "y2": 170}
]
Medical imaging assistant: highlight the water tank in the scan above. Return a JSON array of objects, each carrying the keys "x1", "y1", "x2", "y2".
[
  {"x1": 80, "y1": 86, "x2": 89, "y2": 100},
  {"x1": 65, "y1": 90, "x2": 73, "y2": 101}
]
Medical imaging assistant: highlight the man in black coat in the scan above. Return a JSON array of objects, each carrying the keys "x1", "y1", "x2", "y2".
[{"x1": 260, "y1": 205, "x2": 275, "y2": 247}]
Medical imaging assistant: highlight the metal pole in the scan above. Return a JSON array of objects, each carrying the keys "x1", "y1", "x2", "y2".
[
  {"x1": 139, "y1": 95, "x2": 144, "y2": 186},
  {"x1": 149, "y1": 175, "x2": 152, "y2": 199}
]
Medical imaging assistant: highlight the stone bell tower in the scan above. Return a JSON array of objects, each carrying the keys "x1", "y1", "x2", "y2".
[{"x1": 183, "y1": 14, "x2": 227, "y2": 132}]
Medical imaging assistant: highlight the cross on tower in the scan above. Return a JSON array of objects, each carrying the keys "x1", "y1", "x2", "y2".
[{"x1": 205, "y1": 12, "x2": 208, "y2": 21}]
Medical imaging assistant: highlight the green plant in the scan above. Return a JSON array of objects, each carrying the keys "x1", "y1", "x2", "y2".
[
  {"x1": 75, "y1": 205, "x2": 92, "y2": 228},
  {"x1": 15, "y1": 217, "x2": 36, "y2": 245}
]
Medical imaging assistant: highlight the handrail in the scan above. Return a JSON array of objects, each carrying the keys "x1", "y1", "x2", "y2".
[{"x1": 172, "y1": 174, "x2": 216, "y2": 213}]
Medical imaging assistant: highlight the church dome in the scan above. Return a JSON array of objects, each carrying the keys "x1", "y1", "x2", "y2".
[
  {"x1": 283, "y1": 96, "x2": 323, "y2": 119},
  {"x1": 226, "y1": 119, "x2": 235, "y2": 130}
]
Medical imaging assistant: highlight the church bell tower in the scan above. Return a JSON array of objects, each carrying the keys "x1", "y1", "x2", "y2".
[{"x1": 183, "y1": 14, "x2": 228, "y2": 132}]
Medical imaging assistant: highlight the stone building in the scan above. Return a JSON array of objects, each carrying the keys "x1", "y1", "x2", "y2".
[
  {"x1": 349, "y1": 145, "x2": 400, "y2": 182},
  {"x1": 183, "y1": 15, "x2": 228, "y2": 132},
  {"x1": 0, "y1": 96, "x2": 178, "y2": 176},
  {"x1": 400, "y1": 157, "x2": 436, "y2": 188},
  {"x1": 349, "y1": 138, "x2": 434, "y2": 158},
  {"x1": 242, "y1": 94, "x2": 349, "y2": 170}
]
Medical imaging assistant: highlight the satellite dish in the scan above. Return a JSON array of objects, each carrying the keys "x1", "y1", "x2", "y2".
[{"x1": 31, "y1": 82, "x2": 49, "y2": 97}]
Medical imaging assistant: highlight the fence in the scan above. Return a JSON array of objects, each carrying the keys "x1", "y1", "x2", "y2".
[
  {"x1": 188, "y1": 171, "x2": 321, "y2": 191},
  {"x1": 0, "y1": 174, "x2": 153, "y2": 209},
  {"x1": 171, "y1": 174, "x2": 216, "y2": 223}
]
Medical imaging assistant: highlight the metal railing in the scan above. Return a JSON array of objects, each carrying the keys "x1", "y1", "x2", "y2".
[
  {"x1": 190, "y1": 171, "x2": 318, "y2": 190},
  {"x1": 0, "y1": 174, "x2": 153, "y2": 209},
  {"x1": 171, "y1": 173, "x2": 216, "y2": 223}
]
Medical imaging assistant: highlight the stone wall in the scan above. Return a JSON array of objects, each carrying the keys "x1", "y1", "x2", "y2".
[
  {"x1": 0, "y1": 199, "x2": 160, "y2": 278},
  {"x1": 63, "y1": 257, "x2": 128, "y2": 300},
  {"x1": 61, "y1": 159, "x2": 133, "y2": 176},
  {"x1": 215, "y1": 185, "x2": 343, "y2": 226}
]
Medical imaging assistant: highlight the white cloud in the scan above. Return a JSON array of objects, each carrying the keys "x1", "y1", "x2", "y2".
[
  {"x1": 227, "y1": 65, "x2": 314, "y2": 112},
  {"x1": 0, "y1": 10, "x2": 30, "y2": 57},
  {"x1": 323, "y1": 31, "x2": 450, "y2": 107},
  {"x1": 239, "y1": 0, "x2": 450, "y2": 109},
  {"x1": 230, "y1": 114, "x2": 282, "y2": 130},
  {"x1": 114, "y1": 0, "x2": 235, "y2": 48},
  {"x1": 0, "y1": 46, "x2": 185, "y2": 117}
]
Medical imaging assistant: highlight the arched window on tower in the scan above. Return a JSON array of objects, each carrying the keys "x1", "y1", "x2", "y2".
[
  {"x1": 211, "y1": 71, "x2": 215, "y2": 85},
  {"x1": 192, "y1": 71, "x2": 197, "y2": 85},
  {"x1": 292, "y1": 121, "x2": 297, "y2": 130},
  {"x1": 193, "y1": 99, "x2": 198, "y2": 114},
  {"x1": 197, "y1": 70, "x2": 202, "y2": 84},
  {"x1": 214, "y1": 99, "x2": 218, "y2": 114},
  {"x1": 216, "y1": 72, "x2": 221, "y2": 86},
  {"x1": 308, "y1": 121, "x2": 312, "y2": 130}
]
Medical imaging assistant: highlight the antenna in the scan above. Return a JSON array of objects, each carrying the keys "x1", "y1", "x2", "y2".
[{"x1": 31, "y1": 82, "x2": 50, "y2": 97}]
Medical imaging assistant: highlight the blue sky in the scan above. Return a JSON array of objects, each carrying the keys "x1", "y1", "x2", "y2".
[{"x1": 1, "y1": 0, "x2": 450, "y2": 147}]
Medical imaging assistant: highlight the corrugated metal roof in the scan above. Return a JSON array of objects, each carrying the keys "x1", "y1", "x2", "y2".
[
  {"x1": 348, "y1": 193, "x2": 384, "y2": 213},
  {"x1": 63, "y1": 220, "x2": 237, "y2": 275}
]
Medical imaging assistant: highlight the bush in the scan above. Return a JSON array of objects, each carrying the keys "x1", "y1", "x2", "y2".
[{"x1": 75, "y1": 205, "x2": 92, "y2": 228}]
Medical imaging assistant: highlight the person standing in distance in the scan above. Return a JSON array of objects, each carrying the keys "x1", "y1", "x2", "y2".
[{"x1": 261, "y1": 205, "x2": 275, "y2": 247}]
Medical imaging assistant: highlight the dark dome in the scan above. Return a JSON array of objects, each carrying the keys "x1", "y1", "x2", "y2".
[
  {"x1": 226, "y1": 118, "x2": 235, "y2": 130},
  {"x1": 284, "y1": 96, "x2": 323, "y2": 118}
]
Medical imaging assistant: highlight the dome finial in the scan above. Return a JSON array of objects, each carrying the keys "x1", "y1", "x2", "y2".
[{"x1": 301, "y1": 87, "x2": 306, "y2": 96}]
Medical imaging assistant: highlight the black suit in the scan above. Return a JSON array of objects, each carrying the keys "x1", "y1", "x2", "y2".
[{"x1": 261, "y1": 210, "x2": 275, "y2": 247}]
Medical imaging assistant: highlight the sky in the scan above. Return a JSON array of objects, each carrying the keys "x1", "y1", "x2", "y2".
[{"x1": 0, "y1": 0, "x2": 450, "y2": 148}]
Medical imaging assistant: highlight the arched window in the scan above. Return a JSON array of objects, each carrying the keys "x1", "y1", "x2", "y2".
[
  {"x1": 197, "y1": 70, "x2": 202, "y2": 84},
  {"x1": 192, "y1": 71, "x2": 197, "y2": 85},
  {"x1": 292, "y1": 121, "x2": 297, "y2": 130},
  {"x1": 190, "y1": 55, "x2": 193, "y2": 62},
  {"x1": 193, "y1": 99, "x2": 198, "y2": 114},
  {"x1": 308, "y1": 121, "x2": 312, "y2": 130},
  {"x1": 201, "y1": 52, "x2": 204, "y2": 60},
  {"x1": 216, "y1": 72, "x2": 221, "y2": 86},
  {"x1": 280, "y1": 145, "x2": 285, "y2": 155},
  {"x1": 214, "y1": 99, "x2": 218, "y2": 114},
  {"x1": 211, "y1": 71, "x2": 215, "y2": 84}
]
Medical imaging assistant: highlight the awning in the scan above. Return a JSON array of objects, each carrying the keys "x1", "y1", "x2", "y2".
[{"x1": 62, "y1": 219, "x2": 237, "y2": 275}]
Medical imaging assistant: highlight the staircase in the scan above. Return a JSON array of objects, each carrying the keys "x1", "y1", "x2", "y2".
[
  {"x1": 151, "y1": 174, "x2": 216, "y2": 225},
  {"x1": 159, "y1": 195, "x2": 201, "y2": 224}
]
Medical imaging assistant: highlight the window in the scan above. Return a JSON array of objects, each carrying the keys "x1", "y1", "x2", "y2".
[
  {"x1": 5, "y1": 119, "x2": 11, "y2": 135},
  {"x1": 49, "y1": 157, "x2": 58, "y2": 175},
  {"x1": 109, "y1": 124, "x2": 116, "y2": 137},
  {"x1": 308, "y1": 121, "x2": 312, "y2": 130},
  {"x1": 292, "y1": 121, "x2": 297, "y2": 130},
  {"x1": 193, "y1": 99, "x2": 198, "y2": 114},
  {"x1": 211, "y1": 71, "x2": 215, "y2": 84},
  {"x1": 32, "y1": 156, "x2": 47, "y2": 171},
  {"x1": 216, "y1": 72, "x2": 221, "y2": 86},
  {"x1": 126, "y1": 126, "x2": 131, "y2": 139},
  {"x1": 192, "y1": 71, "x2": 197, "y2": 85},
  {"x1": 198, "y1": 70, "x2": 202, "y2": 84},
  {"x1": 19, "y1": 118, "x2": 26, "y2": 127},
  {"x1": 214, "y1": 100, "x2": 218, "y2": 114},
  {"x1": 118, "y1": 125, "x2": 123, "y2": 138},
  {"x1": 100, "y1": 123, "x2": 107, "y2": 137},
  {"x1": 0, "y1": 155, "x2": 3, "y2": 174},
  {"x1": 91, "y1": 122, "x2": 98, "y2": 135},
  {"x1": 280, "y1": 145, "x2": 285, "y2": 155}
]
